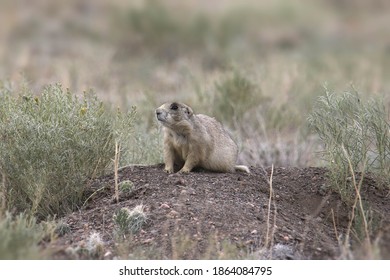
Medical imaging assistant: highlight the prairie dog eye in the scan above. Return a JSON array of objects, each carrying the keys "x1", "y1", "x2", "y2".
[{"x1": 170, "y1": 103, "x2": 179, "y2": 110}]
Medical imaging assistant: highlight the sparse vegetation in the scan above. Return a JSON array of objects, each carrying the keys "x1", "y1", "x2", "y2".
[
  {"x1": 118, "y1": 180, "x2": 135, "y2": 193},
  {"x1": 113, "y1": 205, "x2": 147, "y2": 236},
  {"x1": 86, "y1": 232, "x2": 105, "y2": 258},
  {"x1": 309, "y1": 89, "x2": 390, "y2": 259},
  {"x1": 308, "y1": 89, "x2": 390, "y2": 201},
  {"x1": 55, "y1": 220, "x2": 71, "y2": 237}
]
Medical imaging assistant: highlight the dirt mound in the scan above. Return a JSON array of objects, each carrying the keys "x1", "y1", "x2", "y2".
[{"x1": 51, "y1": 165, "x2": 390, "y2": 259}]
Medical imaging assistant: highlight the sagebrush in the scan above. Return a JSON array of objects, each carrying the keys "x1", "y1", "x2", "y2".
[
  {"x1": 308, "y1": 89, "x2": 390, "y2": 201},
  {"x1": 0, "y1": 83, "x2": 135, "y2": 218}
]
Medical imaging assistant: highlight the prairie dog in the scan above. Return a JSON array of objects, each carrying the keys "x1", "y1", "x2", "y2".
[{"x1": 155, "y1": 102, "x2": 250, "y2": 174}]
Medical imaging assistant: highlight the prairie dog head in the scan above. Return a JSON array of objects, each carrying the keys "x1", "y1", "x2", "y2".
[{"x1": 155, "y1": 102, "x2": 194, "y2": 133}]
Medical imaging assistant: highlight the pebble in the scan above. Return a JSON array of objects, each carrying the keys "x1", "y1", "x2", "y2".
[
  {"x1": 160, "y1": 203, "x2": 170, "y2": 209},
  {"x1": 142, "y1": 238, "x2": 154, "y2": 244},
  {"x1": 167, "y1": 210, "x2": 179, "y2": 218},
  {"x1": 175, "y1": 178, "x2": 187, "y2": 186}
]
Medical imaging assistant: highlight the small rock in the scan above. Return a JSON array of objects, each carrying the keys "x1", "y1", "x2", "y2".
[
  {"x1": 104, "y1": 251, "x2": 112, "y2": 259},
  {"x1": 186, "y1": 187, "x2": 196, "y2": 195},
  {"x1": 294, "y1": 236, "x2": 302, "y2": 241},
  {"x1": 251, "y1": 230, "x2": 258, "y2": 235},
  {"x1": 175, "y1": 178, "x2": 187, "y2": 186},
  {"x1": 167, "y1": 210, "x2": 179, "y2": 218},
  {"x1": 160, "y1": 203, "x2": 170, "y2": 209},
  {"x1": 142, "y1": 238, "x2": 154, "y2": 244}
]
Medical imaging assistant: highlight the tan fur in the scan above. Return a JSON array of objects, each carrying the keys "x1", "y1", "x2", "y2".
[{"x1": 155, "y1": 102, "x2": 250, "y2": 174}]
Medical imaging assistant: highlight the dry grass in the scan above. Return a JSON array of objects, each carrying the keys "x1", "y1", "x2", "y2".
[
  {"x1": 114, "y1": 141, "x2": 121, "y2": 204},
  {"x1": 265, "y1": 165, "x2": 275, "y2": 250}
]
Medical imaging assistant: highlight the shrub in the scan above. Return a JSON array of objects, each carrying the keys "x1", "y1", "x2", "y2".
[
  {"x1": 308, "y1": 89, "x2": 390, "y2": 200},
  {"x1": 0, "y1": 83, "x2": 136, "y2": 218},
  {"x1": 212, "y1": 71, "x2": 265, "y2": 126}
]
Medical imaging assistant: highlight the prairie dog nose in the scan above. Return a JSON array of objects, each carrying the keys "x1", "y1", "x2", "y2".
[{"x1": 156, "y1": 108, "x2": 165, "y2": 121}]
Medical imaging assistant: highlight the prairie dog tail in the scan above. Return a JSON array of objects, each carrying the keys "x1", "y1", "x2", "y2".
[{"x1": 235, "y1": 165, "x2": 250, "y2": 173}]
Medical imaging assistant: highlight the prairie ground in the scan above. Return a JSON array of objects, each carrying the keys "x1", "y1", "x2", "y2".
[{"x1": 50, "y1": 165, "x2": 390, "y2": 259}]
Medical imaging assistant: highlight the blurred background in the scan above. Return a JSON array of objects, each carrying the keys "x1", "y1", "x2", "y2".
[{"x1": 1, "y1": 0, "x2": 390, "y2": 167}]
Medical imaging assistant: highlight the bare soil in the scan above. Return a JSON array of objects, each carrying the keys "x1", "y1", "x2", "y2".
[{"x1": 50, "y1": 165, "x2": 390, "y2": 259}]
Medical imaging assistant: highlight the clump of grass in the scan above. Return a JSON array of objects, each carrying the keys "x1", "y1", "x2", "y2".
[
  {"x1": 86, "y1": 232, "x2": 105, "y2": 258},
  {"x1": 113, "y1": 205, "x2": 147, "y2": 236},
  {"x1": 308, "y1": 88, "x2": 390, "y2": 201},
  {"x1": 55, "y1": 220, "x2": 71, "y2": 237},
  {"x1": 0, "y1": 212, "x2": 52, "y2": 259},
  {"x1": 118, "y1": 180, "x2": 134, "y2": 193},
  {"x1": 0, "y1": 83, "x2": 136, "y2": 218},
  {"x1": 62, "y1": 232, "x2": 106, "y2": 259},
  {"x1": 211, "y1": 71, "x2": 265, "y2": 126}
]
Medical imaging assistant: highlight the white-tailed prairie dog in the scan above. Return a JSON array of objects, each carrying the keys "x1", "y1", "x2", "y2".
[{"x1": 155, "y1": 102, "x2": 250, "y2": 174}]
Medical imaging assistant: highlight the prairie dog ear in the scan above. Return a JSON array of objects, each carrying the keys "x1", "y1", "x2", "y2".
[{"x1": 185, "y1": 105, "x2": 193, "y2": 117}]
